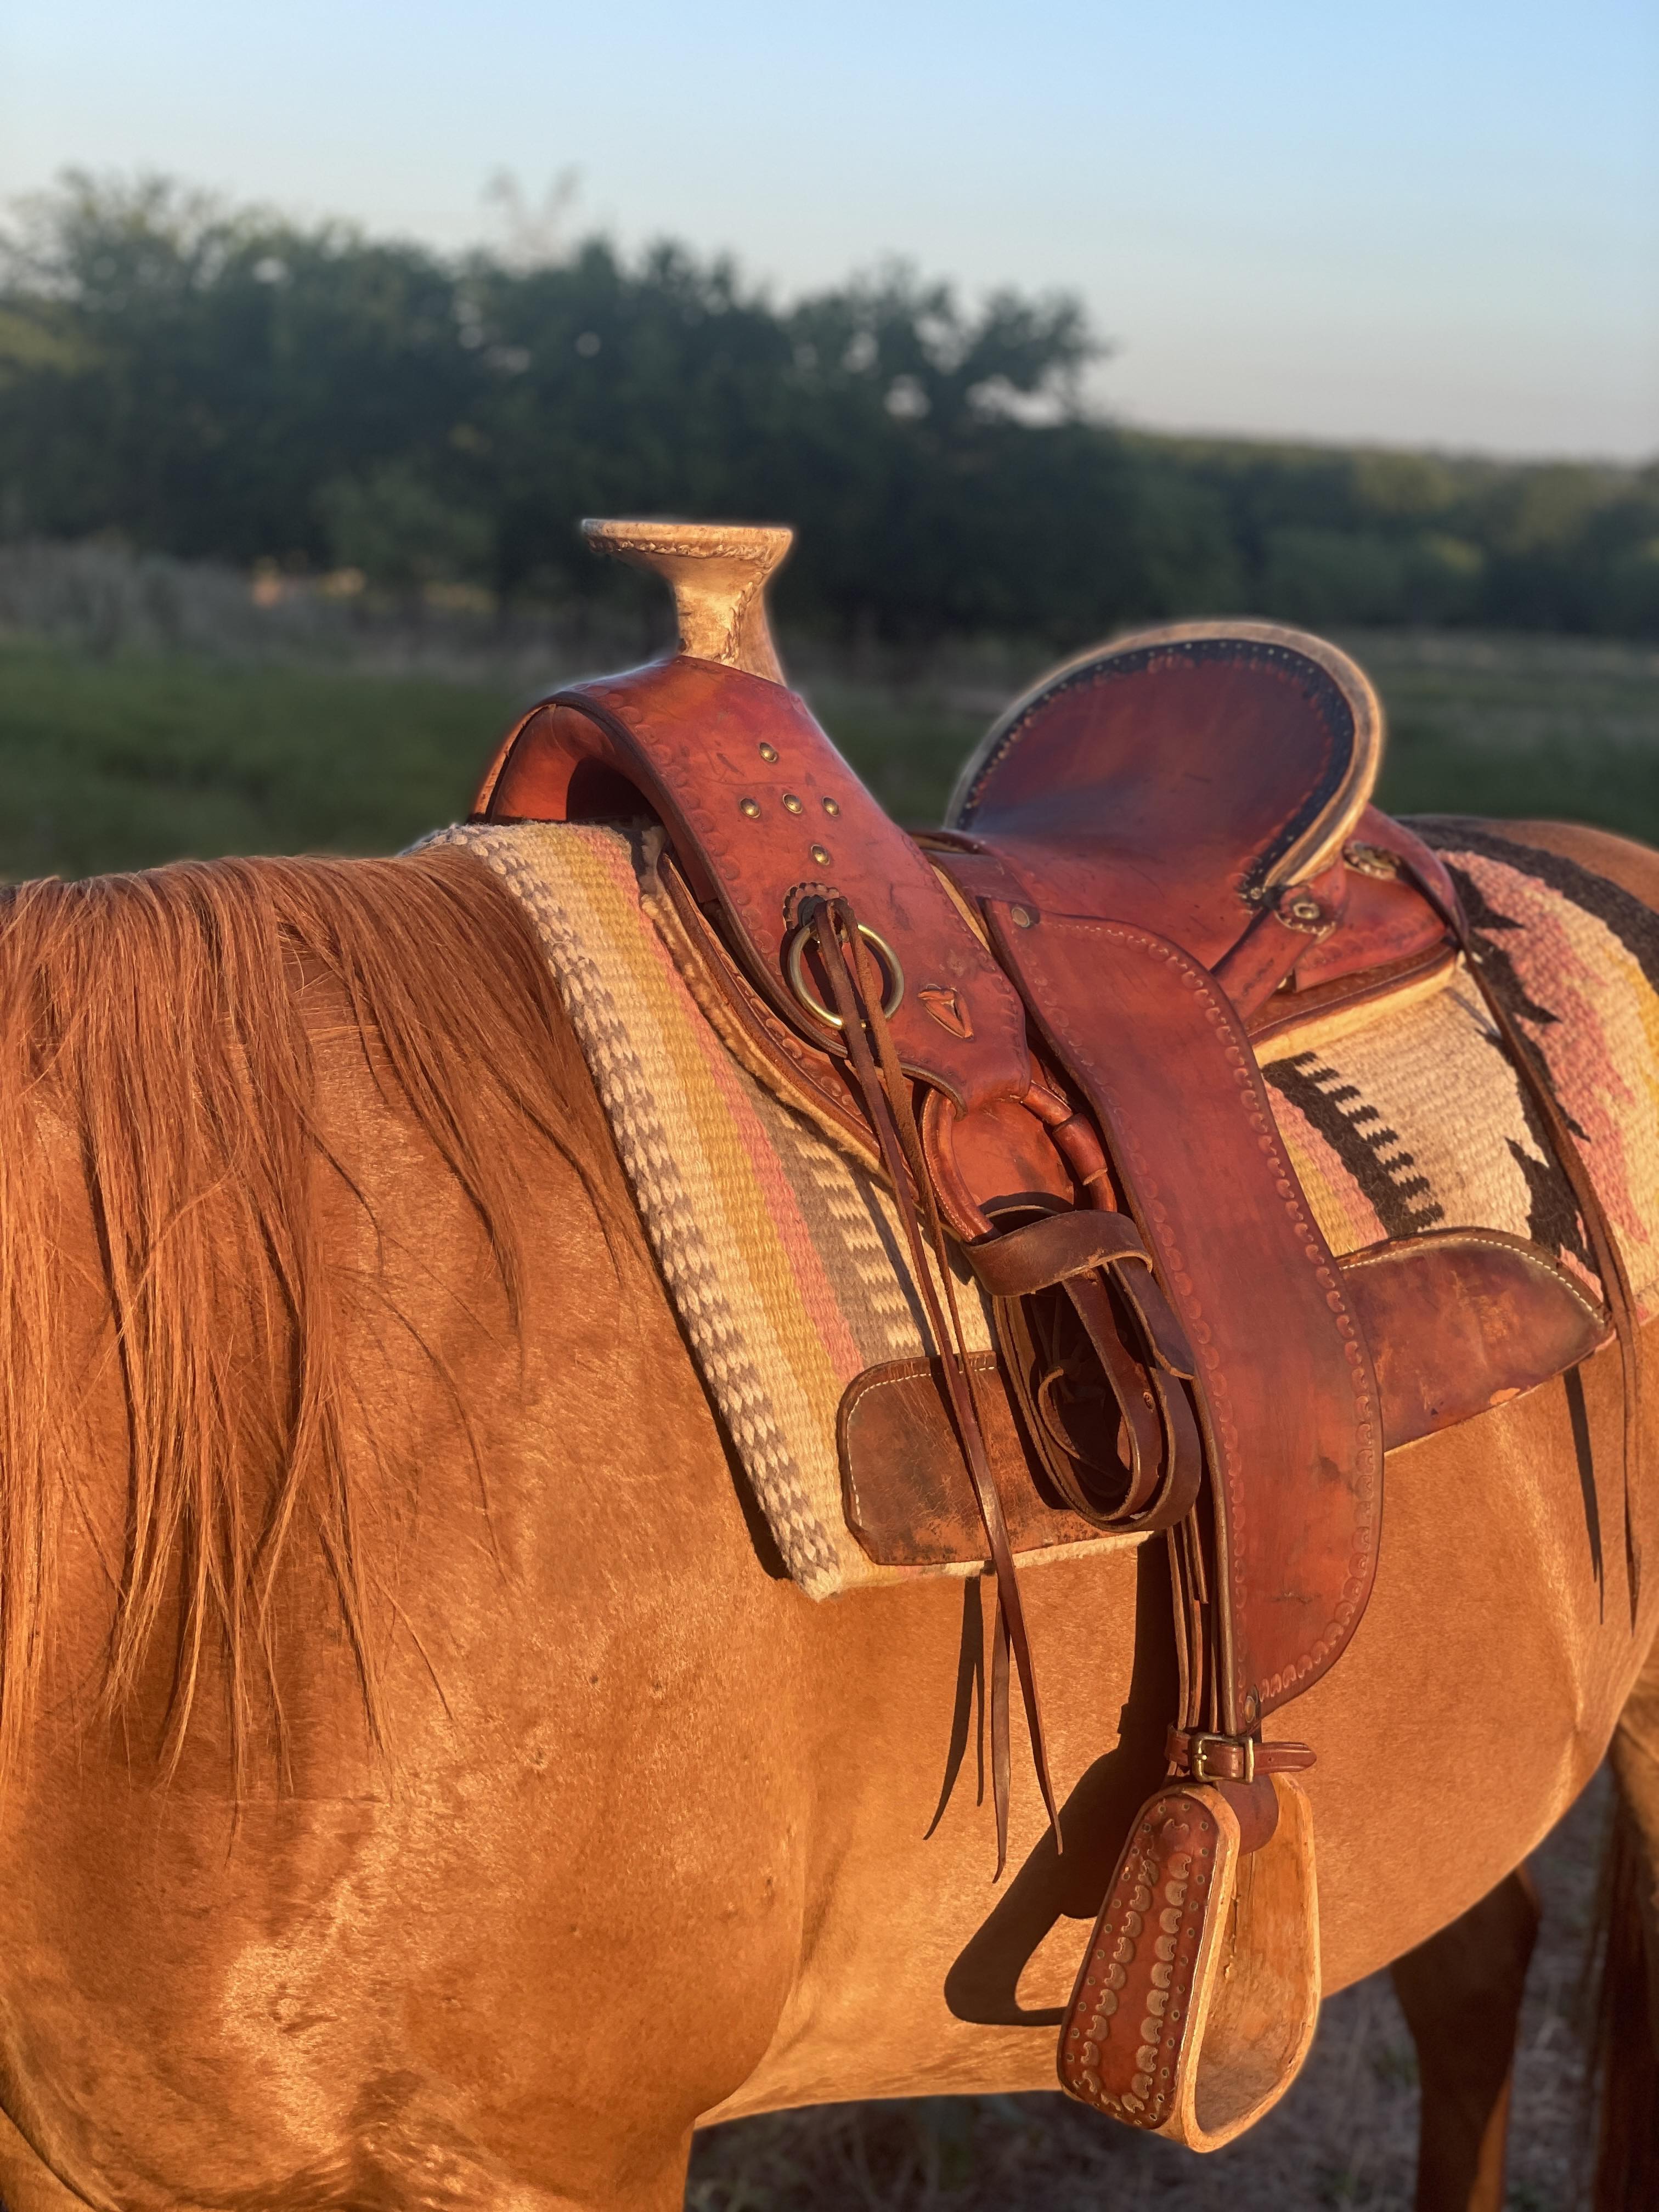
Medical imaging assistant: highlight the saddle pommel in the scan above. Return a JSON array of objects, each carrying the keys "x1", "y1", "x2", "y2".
[{"x1": 582, "y1": 518, "x2": 792, "y2": 687}]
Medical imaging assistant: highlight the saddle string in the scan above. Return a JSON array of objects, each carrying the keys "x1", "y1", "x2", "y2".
[
  {"x1": 1406, "y1": 861, "x2": 1643, "y2": 1618},
  {"x1": 806, "y1": 895, "x2": 1062, "y2": 1872}
]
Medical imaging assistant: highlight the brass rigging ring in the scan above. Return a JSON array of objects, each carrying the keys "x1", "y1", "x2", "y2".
[{"x1": 783, "y1": 919, "x2": 905, "y2": 1029}]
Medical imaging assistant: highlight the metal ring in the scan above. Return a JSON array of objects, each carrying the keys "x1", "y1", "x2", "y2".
[{"x1": 783, "y1": 920, "x2": 905, "y2": 1029}]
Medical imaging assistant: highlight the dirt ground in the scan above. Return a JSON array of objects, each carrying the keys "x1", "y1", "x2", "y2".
[{"x1": 687, "y1": 1775, "x2": 1609, "y2": 2211}]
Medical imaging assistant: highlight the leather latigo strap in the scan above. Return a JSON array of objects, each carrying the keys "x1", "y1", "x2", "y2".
[
  {"x1": 964, "y1": 1206, "x2": 1203, "y2": 1530},
  {"x1": 983, "y1": 895, "x2": 1382, "y2": 1737},
  {"x1": 802, "y1": 893, "x2": 1061, "y2": 1871}
]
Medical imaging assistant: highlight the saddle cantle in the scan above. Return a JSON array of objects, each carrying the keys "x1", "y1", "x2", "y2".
[{"x1": 472, "y1": 520, "x2": 1634, "y2": 2149}]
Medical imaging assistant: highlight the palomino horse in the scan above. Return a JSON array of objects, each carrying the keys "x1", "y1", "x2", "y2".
[{"x1": 0, "y1": 819, "x2": 1652, "y2": 2212}]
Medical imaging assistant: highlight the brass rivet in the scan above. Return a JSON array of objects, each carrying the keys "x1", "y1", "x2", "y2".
[
  {"x1": 782, "y1": 792, "x2": 804, "y2": 815},
  {"x1": 758, "y1": 741, "x2": 778, "y2": 763},
  {"x1": 1345, "y1": 839, "x2": 1400, "y2": 880},
  {"x1": 1011, "y1": 905, "x2": 1034, "y2": 928},
  {"x1": 738, "y1": 797, "x2": 761, "y2": 820},
  {"x1": 822, "y1": 796, "x2": 841, "y2": 817},
  {"x1": 810, "y1": 843, "x2": 831, "y2": 866}
]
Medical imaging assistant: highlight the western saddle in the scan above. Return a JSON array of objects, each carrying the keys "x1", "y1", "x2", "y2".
[{"x1": 471, "y1": 521, "x2": 1635, "y2": 2150}]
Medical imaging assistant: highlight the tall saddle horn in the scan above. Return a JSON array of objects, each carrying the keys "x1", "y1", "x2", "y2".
[
  {"x1": 472, "y1": 517, "x2": 1635, "y2": 2151},
  {"x1": 580, "y1": 518, "x2": 792, "y2": 685}
]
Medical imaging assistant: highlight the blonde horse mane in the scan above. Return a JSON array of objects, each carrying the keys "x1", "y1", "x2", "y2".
[{"x1": 0, "y1": 845, "x2": 584, "y2": 1786}]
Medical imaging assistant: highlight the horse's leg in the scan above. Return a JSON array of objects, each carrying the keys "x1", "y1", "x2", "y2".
[
  {"x1": 1471, "y1": 817, "x2": 1659, "y2": 2209},
  {"x1": 1389, "y1": 1866, "x2": 1539, "y2": 2212},
  {"x1": 1590, "y1": 1635, "x2": 1659, "y2": 2209}
]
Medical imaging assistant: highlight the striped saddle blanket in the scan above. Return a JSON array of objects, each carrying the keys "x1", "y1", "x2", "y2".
[{"x1": 430, "y1": 817, "x2": 1659, "y2": 1598}]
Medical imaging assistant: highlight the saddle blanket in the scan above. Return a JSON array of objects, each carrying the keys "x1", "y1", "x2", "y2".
[{"x1": 428, "y1": 817, "x2": 1659, "y2": 1599}]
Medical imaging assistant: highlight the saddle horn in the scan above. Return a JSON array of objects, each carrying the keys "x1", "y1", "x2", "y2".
[{"x1": 582, "y1": 518, "x2": 792, "y2": 687}]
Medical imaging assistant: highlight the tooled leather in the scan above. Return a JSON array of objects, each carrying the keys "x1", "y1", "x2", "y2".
[
  {"x1": 990, "y1": 905, "x2": 1380, "y2": 1727},
  {"x1": 556, "y1": 659, "x2": 1032, "y2": 1113},
  {"x1": 1059, "y1": 1790, "x2": 1224, "y2": 2125}
]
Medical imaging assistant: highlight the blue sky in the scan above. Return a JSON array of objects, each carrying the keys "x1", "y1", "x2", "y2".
[{"x1": 3, "y1": 1, "x2": 1655, "y2": 458}]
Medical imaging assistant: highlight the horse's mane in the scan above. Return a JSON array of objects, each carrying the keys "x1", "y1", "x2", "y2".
[{"x1": 0, "y1": 844, "x2": 588, "y2": 1786}]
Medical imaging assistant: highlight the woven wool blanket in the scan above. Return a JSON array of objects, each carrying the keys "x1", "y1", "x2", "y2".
[{"x1": 429, "y1": 819, "x2": 1659, "y2": 1598}]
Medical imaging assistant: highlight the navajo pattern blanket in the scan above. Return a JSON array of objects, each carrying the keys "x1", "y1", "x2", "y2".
[{"x1": 429, "y1": 819, "x2": 1659, "y2": 1599}]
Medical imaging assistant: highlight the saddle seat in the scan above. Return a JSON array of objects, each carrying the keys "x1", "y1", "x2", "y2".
[{"x1": 929, "y1": 622, "x2": 1456, "y2": 1037}]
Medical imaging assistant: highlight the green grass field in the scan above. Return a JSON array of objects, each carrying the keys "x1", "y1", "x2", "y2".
[
  {"x1": 0, "y1": 639, "x2": 518, "y2": 878},
  {"x1": 0, "y1": 627, "x2": 1655, "y2": 879}
]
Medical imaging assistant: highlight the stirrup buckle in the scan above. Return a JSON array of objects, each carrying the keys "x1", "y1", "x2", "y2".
[{"x1": 1178, "y1": 1729, "x2": 1256, "y2": 1784}]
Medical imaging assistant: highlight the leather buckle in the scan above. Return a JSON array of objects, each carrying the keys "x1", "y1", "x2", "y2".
[{"x1": 1185, "y1": 1731, "x2": 1255, "y2": 1785}]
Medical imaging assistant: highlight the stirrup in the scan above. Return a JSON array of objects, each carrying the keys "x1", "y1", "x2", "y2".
[{"x1": 1057, "y1": 1775, "x2": 1319, "y2": 2150}]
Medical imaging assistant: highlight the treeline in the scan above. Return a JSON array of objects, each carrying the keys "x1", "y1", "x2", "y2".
[{"x1": 2, "y1": 173, "x2": 1656, "y2": 642}]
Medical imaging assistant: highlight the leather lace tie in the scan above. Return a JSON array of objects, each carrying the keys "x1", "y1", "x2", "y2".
[
  {"x1": 1407, "y1": 858, "x2": 1643, "y2": 1617},
  {"x1": 804, "y1": 893, "x2": 1061, "y2": 1874}
]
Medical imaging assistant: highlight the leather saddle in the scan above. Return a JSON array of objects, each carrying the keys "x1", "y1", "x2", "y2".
[{"x1": 472, "y1": 520, "x2": 1632, "y2": 2149}]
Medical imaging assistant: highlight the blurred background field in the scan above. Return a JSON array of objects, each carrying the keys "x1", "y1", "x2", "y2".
[
  {"x1": 1, "y1": 541, "x2": 1655, "y2": 880},
  {"x1": 0, "y1": 175, "x2": 1654, "y2": 877}
]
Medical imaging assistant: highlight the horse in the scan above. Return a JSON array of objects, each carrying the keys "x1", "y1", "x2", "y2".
[{"x1": 0, "y1": 815, "x2": 1652, "y2": 2212}]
